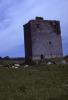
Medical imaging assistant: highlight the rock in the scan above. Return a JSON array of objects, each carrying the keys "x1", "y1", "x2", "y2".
[
  {"x1": 12, "y1": 65, "x2": 19, "y2": 69},
  {"x1": 15, "y1": 66, "x2": 18, "y2": 69},
  {"x1": 24, "y1": 65, "x2": 29, "y2": 68},
  {"x1": 12, "y1": 66, "x2": 15, "y2": 68},
  {"x1": 14, "y1": 64, "x2": 20, "y2": 67},
  {"x1": 47, "y1": 62, "x2": 52, "y2": 65},
  {"x1": 61, "y1": 60, "x2": 66, "y2": 64}
]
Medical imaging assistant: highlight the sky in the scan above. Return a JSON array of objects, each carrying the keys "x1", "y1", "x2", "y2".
[{"x1": 0, "y1": 0, "x2": 68, "y2": 57}]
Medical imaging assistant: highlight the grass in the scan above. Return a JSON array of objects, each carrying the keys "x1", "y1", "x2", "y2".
[{"x1": 0, "y1": 64, "x2": 68, "y2": 100}]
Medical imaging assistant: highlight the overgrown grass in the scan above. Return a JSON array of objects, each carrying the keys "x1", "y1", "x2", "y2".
[{"x1": 0, "y1": 64, "x2": 68, "y2": 100}]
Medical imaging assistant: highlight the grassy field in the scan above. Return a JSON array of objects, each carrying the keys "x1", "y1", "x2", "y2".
[{"x1": 0, "y1": 64, "x2": 68, "y2": 100}]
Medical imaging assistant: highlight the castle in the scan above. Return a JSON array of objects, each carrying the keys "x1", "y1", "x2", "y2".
[{"x1": 23, "y1": 17, "x2": 63, "y2": 63}]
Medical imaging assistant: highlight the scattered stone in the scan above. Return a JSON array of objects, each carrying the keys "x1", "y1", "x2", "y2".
[
  {"x1": 14, "y1": 66, "x2": 18, "y2": 69},
  {"x1": 24, "y1": 65, "x2": 29, "y2": 68},
  {"x1": 12, "y1": 65, "x2": 19, "y2": 69},
  {"x1": 47, "y1": 62, "x2": 52, "y2": 65},
  {"x1": 12, "y1": 66, "x2": 15, "y2": 69},
  {"x1": 14, "y1": 64, "x2": 20, "y2": 67},
  {"x1": 61, "y1": 60, "x2": 66, "y2": 64}
]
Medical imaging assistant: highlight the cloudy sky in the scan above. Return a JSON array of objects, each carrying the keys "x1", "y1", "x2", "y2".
[{"x1": 0, "y1": 0, "x2": 68, "y2": 57}]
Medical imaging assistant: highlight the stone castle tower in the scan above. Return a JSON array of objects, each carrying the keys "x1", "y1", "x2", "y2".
[{"x1": 23, "y1": 17, "x2": 63, "y2": 63}]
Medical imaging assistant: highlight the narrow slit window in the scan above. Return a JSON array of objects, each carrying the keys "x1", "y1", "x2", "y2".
[
  {"x1": 36, "y1": 24, "x2": 40, "y2": 28},
  {"x1": 49, "y1": 41, "x2": 52, "y2": 45}
]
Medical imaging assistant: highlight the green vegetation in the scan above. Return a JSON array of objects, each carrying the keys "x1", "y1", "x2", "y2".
[{"x1": 0, "y1": 64, "x2": 68, "y2": 100}]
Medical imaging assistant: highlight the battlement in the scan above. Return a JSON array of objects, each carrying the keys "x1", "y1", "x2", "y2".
[{"x1": 36, "y1": 17, "x2": 44, "y2": 20}]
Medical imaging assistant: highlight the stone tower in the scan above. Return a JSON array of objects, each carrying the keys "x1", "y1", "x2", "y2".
[{"x1": 23, "y1": 17, "x2": 63, "y2": 63}]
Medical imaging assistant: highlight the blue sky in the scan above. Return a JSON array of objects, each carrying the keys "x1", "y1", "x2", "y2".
[{"x1": 0, "y1": 0, "x2": 68, "y2": 57}]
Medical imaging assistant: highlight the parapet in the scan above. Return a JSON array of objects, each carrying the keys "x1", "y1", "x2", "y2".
[{"x1": 36, "y1": 17, "x2": 44, "y2": 20}]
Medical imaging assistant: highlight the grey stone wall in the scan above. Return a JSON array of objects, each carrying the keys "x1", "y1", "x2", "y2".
[
  {"x1": 24, "y1": 17, "x2": 63, "y2": 62},
  {"x1": 30, "y1": 18, "x2": 63, "y2": 59}
]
